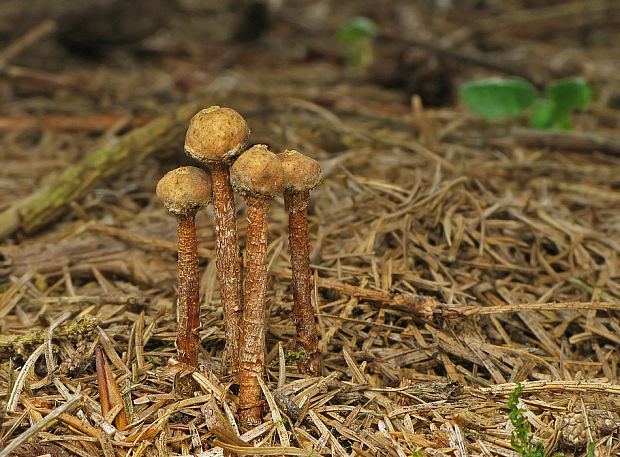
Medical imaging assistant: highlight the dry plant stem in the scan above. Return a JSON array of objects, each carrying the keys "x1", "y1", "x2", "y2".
[
  {"x1": 176, "y1": 212, "x2": 201, "y2": 369},
  {"x1": 210, "y1": 163, "x2": 242, "y2": 373},
  {"x1": 238, "y1": 196, "x2": 271, "y2": 429},
  {"x1": 285, "y1": 190, "x2": 322, "y2": 376}
]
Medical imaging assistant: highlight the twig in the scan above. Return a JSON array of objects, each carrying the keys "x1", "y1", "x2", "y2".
[
  {"x1": 29, "y1": 293, "x2": 151, "y2": 307},
  {"x1": 277, "y1": 270, "x2": 620, "y2": 318},
  {"x1": 0, "y1": 98, "x2": 214, "y2": 240},
  {"x1": 480, "y1": 380, "x2": 620, "y2": 396},
  {"x1": 0, "y1": 20, "x2": 56, "y2": 70},
  {"x1": 0, "y1": 315, "x2": 99, "y2": 351},
  {"x1": 464, "y1": 301, "x2": 620, "y2": 315}
]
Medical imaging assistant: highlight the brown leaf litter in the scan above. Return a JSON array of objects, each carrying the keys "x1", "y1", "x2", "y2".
[{"x1": 1, "y1": 1, "x2": 619, "y2": 456}]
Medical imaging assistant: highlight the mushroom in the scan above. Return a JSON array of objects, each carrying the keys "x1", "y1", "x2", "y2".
[
  {"x1": 230, "y1": 144, "x2": 285, "y2": 428},
  {"x1": 185, "y1": 106, "x2": 249, "y2": 373},
  {"x1": 156, "y1": 166, "x2": 212, "y2": 369},
  {"x1": 278, "y1": 149, "x2": 323, "y2": 376}
]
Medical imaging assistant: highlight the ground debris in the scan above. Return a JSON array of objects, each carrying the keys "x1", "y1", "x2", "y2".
[{"x1": 0, "y1": 0, "x2": 619, "y2": 456}]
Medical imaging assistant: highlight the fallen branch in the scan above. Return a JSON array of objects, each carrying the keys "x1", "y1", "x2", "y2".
[
  {"x1": 271, "y1": 268, "x2": 620, "y2": 320},
  {"x1": 0, "y1": 98, "x2": 211, "y2": 240}
]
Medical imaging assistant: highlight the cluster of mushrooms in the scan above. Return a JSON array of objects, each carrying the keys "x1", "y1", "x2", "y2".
[{"x1": 155, "y1": 106, "x2": 322, "y2": 428}]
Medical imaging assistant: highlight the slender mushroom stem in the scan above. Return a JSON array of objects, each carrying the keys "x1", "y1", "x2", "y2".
[
  {"x1": 238, "y1": 195, "x2": 270, "y2": 427},
  {"x1": 185, "y1": 107, "x2": 249, "y2": 375},
  {"x1": 284, "y1": 190, "x2": 322, "y2": 375},
  {"x1": 231, "y1": 144, "x2": 285, "y2": 428},
  {"x1": 278, "y1": 149, "x2": 323, "y2": 376},
  {"x1": 176, "y1": 211, "x2": 201, "y2": 367},
  {"x1": 156, "y1": 166, "x2": 212, "y2": 384},
  {"x1": 209, "y1": 162, "x2": 243, "y2": 373}
]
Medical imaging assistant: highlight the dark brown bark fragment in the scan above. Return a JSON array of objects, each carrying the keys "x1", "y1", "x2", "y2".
[
  {"x1": 95, "y1": 347, "x2": 111, "y2": 416},
  {"x1": 238, "y1": 196, "x2": 270, "y2": 429},
  {"x1": 101, "y1": 350, "x2": 128, "y2": 429},
  {"x1": 284, "y1": 190, "x2": 322, "y2": 376},
  {"x1": 176, "y1": 212, "x2": 201, "y2": 369},
  {"x1": 210, "y1": 163, "x2": 243, "y2": 374}
]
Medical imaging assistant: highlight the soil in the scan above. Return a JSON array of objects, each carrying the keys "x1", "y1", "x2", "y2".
[{"x1": 0, "y1": 1, "x2": 619, "y2": 456}]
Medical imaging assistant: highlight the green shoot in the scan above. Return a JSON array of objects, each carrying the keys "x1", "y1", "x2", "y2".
[
  {"x1": 507, "y1": 383, "x2": 545, "y2": 457},
  {"x1": 459, "y1": 77, "x2": 590, "y2": 130},
  {"x1": 530, "y1": 78, "x2": 590, "y2": 129},
  {"x1": 337, "y1": 16, "x2": 377, "y2": 71},
  {"x1": 286, "y1": 350, "x2": 308, "y2": 362}
]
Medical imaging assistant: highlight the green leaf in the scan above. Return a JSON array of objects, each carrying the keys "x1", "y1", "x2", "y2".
[
  {"x1": 530, "y1": 99, "x2": 554, "y2": 129},
  {"x1": 460, "y1": 78, "x2": 538, "y2": 121},
  {"x1": 337, "y1": 16, "x2": 377, "y2": 45},
  {"x1": 541, "y1": 77, "x2": 590, "y2": 129}
]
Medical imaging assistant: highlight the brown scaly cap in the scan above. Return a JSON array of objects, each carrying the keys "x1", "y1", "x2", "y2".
[
  {"x1": 278, "y1": 149, "x2": 322, "y2": 192},
  {"x1": 230, "y1": 144, "x2": 286, "y2": 198},
  {"x1": 184, "y1": 106, "x2": 250, "y2": 164},
  {"x1": 156, "y1": 166, "x2": 212, "y2": 215}
]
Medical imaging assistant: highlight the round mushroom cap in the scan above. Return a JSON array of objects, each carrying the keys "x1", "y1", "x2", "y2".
[
  {"x1": 184, "y1": 106, "x2": 250, "y2": 164},
  {"x1": 278, "y1": 149, "x2": 322, "y2": 192},
  {"x1": 230, "y1": 144, "x2": 285, "y2": 198},
  {"x1": 156, "y1": 166, "x2": 212, "y2": 215}
]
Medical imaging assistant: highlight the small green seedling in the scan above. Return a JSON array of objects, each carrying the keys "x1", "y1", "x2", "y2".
[
  {"x1": 285, "y1": 350, "x2": 308, "y2": 362},
  {"x1": 460, "y1": 77, "x2": 590, "y2": 130},
  {"x1": 507, "y1": 383, "x2": 545, "y2": 457},
  {"x1": 337, "y1": 16, "x2": 377, "y2": 71}
]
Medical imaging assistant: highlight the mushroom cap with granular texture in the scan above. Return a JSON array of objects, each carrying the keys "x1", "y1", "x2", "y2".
[
  {"x1": 184, "y1": 106, "x2": 250, "y2": 165},
  {"x1": 277, "y1": 149, "x2": 322, "y2": 192},
  {"x1": 230, "y1": 144, "x2": 286, "y2": 198},
  {"x1": 156, "y1": 166, "x2": 212, "y2": 215}
]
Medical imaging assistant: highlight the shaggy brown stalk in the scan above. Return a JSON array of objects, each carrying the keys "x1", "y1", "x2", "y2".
[
  {"x1": 231, "y1": 144, "x2": 285, "y2": 428},
  {"x1": 156, "y1": 167, "x2": 212, "y2": 370},
  {"x1": 279, "y1": 149, "x2": 323, "y2": 375},
  {"x1": 185, "y1": 107, "x2": 249, "y2": 374}
]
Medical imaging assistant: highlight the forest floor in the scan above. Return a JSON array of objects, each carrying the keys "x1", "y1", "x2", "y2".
[{"x1": 0, "y1": 1, "x2": 619, "y2": 456}]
